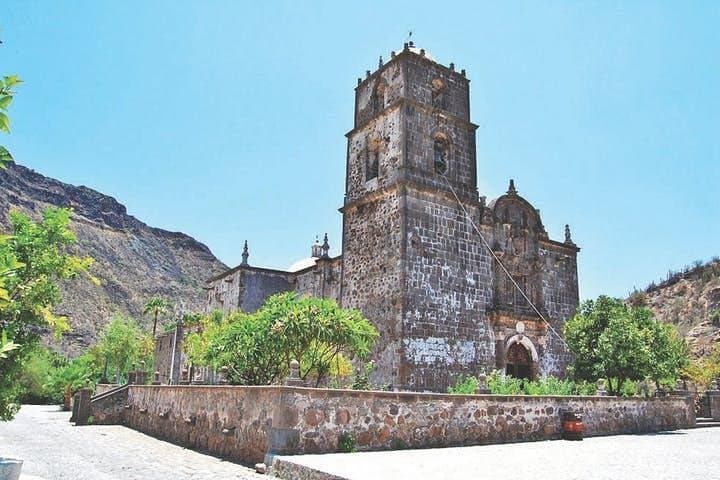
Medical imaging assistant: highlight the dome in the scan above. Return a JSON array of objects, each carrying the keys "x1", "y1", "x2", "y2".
[{"x1": 287, "y1": 257, "x2": 317, "y2": 273}]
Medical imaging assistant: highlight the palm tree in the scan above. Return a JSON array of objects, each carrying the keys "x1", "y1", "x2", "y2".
[{"x1": 143, "y1": 296, "x2": 171, "y2": 337}]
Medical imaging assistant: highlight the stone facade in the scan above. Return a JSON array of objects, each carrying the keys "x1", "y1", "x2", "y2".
[
  {"x1": 92, "y1": 385, "x2": 695, "y2": 466},
  {"x1": 203, "y1": 43, "x2": 580, "y2": 391}
]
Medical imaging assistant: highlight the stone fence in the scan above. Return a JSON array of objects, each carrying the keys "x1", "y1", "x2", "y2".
[{"x1": 91, "y1": 385, "x2": 695, "y2": 466}]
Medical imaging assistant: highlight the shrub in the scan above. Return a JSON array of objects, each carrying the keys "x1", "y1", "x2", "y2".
[
  {"x1": 487, "y1": 370, "x2": 523, "y2": 395},
  {"x1": 351, "y1": 361, "x2": 374, "y2": 391},
  {"x1": 523, "y1": 376, "x2": 575, "y2": 396},
  {"x1": 447, "y1": 375, "x2": 479, "y2": 394},
  {"x1": 337, "y1": 432, "x2": 357, "y2": 453}
]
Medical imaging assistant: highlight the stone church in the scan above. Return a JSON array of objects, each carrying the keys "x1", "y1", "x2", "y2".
[{"x1": 205, "y1": 43, "x2": 580, "y2": 392}]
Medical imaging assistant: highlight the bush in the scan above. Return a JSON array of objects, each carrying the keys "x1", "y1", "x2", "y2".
[
  {"x1": 337, "y1": 432, "x2": 357, "y2": 453},
  {"x1": 447, "y1": 375, "x2": 479, "y2": 394},
  {"x1": 523, "y1": 376, "x2": 575, "y2": 396},
  {"x1": 351, "y1": 361, "x2": 374, "y2": 391},
  {"x1": 487, "y1": 370, "x2": 523, "y2": 395},
  {"x1": 18, "y1": 346, "x2": 66, "y2": 404}
]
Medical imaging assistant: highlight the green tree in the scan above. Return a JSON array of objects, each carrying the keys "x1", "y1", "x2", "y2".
[
  {"x1": 0, "y1": 208, "x2": 93, "y2": 420},
  {"x1": 186, "y1": 293, "x2": 379, "y2": 387},
  {"x1": 564, "y1": 295, "x2": 689, "y2": 395},
  {"x1": 143, "y1": 296, "x2": 171, "y2": 337},
  {"x1": 0, "y1": 73, "x2": 21, "y2": 169},
  {"x1": 96, "y1": 315, "x2": 154, "y2": 383}
]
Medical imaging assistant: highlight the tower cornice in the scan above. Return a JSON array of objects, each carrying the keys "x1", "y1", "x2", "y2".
[
  {"x1": 345, "y1": 97, "x2": 478, "y2": 138},
  {"x1": 355, "y1": 45, "x2": 470, "y2": 92}
]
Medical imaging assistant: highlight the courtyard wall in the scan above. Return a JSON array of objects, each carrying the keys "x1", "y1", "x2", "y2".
[{"x1": 92, "y1": 385, "x2": 695, "y2": 466}]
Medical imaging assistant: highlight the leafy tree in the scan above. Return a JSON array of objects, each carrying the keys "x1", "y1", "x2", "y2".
[
  {"x1": 17, "y1": 345, "x2": 66, "y2": 404},
  {"x1": 0, "y1": 208, "x2": 93, "y2": 420},
  {"x1": 186, "y1": 293, "x2": 378, "y2": 387},
  {"x1": 96, "y1": 315, "x2": 154, "y2": 383},
  {"x1": 143, "y1": 296, "x2": 171, "y2": 337},
  {"x1": 0, "y1": 73, "x2": 21, "y2": 169},
  {"x1": 266, "y1": 293, "x2": 378, "y2": 386},
  {"x1": 564, "y1": 295, "x2": 689, "y2": 395},
  {"x1": 49, "y1": 353, "x2": 101, "y2": 408}
]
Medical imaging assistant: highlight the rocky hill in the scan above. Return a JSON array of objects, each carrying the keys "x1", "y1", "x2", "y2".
[
  {"x1": 0, "y1": 162, "x2": 227, "y2": 355},
  {"x1": 636, "y1": 259, "x2": 720, "y2": 357}
]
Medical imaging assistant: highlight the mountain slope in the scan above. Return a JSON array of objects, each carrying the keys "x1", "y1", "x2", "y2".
[
  {"x1": 0, "y1": 162, "x2": 227, "y2": 355},
  {"x1": 639, "y1": 259, "x2": 720, "y2": 357}
]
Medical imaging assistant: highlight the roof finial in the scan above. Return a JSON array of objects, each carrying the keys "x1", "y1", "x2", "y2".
[
  {"x1": 507, "y1": 179, "x2": 517, "y2": 195},
  {"x1": 564, "y1": 224, "x2": 575, "y2": 245},
  {"x1": 378, "y1": 56, "x2": 383, "y2": 68},
  {"x1": 241, "y1": 240, "x2": 249, "y2": 266},
  {"x1": 321, "y1": 233, "x2": 330, "y2": 259},
  {"x1": 311, "y1": 236, "x2": 322, "y2": 258}
]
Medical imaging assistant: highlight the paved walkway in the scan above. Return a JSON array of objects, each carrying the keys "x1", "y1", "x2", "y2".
[
  {"x1": 276, "y1": 427, "x2": 720, "y2": 480},
  {"x1": 0, "y1": 405, "x2": 264, "y2": 480}
]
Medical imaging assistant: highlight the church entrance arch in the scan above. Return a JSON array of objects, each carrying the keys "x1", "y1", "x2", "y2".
[{"x1": 504, "y1": 334, "x2": 538, "y2": 380}]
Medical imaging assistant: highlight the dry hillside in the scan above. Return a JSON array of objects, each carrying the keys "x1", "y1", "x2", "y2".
[
  {"x1": 638, "y1": 259, "x2": 720, "y2": 357},
  {"x1": 0, "y1": 162, "x2": 227, "y2": 355}
]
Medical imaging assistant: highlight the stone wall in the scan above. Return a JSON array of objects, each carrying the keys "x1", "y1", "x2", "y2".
[
  {"x1": 274, "y1": 388, "x2": 694, "y2": 457},
  {"x1": 90, "y1": 385, "x2": 128, "y2": 425},
  {"x1": 206, "y1": 266, "x2": 293, "y2": 315},
  {"x1": 115, "y1": 386, "x2": 280, "y2": 465},
  {"x1": 341, "y1": 190, "x2": 405, "y2": 388},
  {"x1": 153, "y1": 326, "x2": 184, "y2": 385},
  {"x1": 294, "y1": 257, "x2": 343, "y2": 303},
  {"x1": 708, "y1": 391, "x2": 720, "y2": 421},
  {"x1": 92, "y1": 385, "x2": 694, "y2": 467},
  {"x1": 402, "y1": 189, "x2": 494, "y2": 391}
]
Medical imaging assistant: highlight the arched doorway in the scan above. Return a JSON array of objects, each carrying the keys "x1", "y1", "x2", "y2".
[
  {"x1": 504, "y1": 334, "x2": 539, "y2": 380},
  {"x1": 505, "y1": 342, "x2": 533, "y2": 379}
]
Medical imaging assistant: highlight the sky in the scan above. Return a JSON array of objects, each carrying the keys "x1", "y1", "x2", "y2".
[{"x1": 1, "y1": 1, "x2": 718, "y2": 301}]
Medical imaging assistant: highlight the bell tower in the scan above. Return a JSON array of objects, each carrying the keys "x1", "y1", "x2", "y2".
[{"x1": 340, "y1": 43, "x2": 494, "y2": 390}]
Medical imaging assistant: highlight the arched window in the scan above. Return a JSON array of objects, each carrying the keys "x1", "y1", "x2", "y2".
[
  {"x1": 371, "y1": 81, "x2": 386, "y2": 114},
  {"x1": 431, "y1": 78, "x2": 445, "y2": 109},
  {"x1": 433, "y1": 136, "x2": 449, "y2": 174},
  {"x1": 366, "y1": 149, "x2": 379, "y2": 181}
]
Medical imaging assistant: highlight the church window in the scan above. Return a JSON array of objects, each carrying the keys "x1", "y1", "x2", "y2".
[
  {"x1": 366, "y1": 150, "x2": 379, "y2": 181},
  {"x1": 433, "y1": 137, "x2": 449, "y2": 174},
  {"x1": 431, "y1": 78, "x2": 446, "y2": 109},
  {"x1": 371, "y1": 81, "x2": 386, "y2": 114}
]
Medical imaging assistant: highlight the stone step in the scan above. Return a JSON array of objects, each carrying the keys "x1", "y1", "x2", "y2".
[{"x1": 691, "y1": 418, "x2": 720, "y2": 428}]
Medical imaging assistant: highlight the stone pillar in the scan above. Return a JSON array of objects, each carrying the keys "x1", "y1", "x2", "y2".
[
  {"x1": 134, "y1": 370, "x2": 146, "y2": 385},
  {"x1": 264, "y1": 387, "x2": 301, "y2": 466},
  {"x1": 285, "y1": 359, "x2": 305, "y2": 387},
  {"x1": 218, "y1": 366, "x2": 229, "y2": 385},
  {"x1": 180, "y1": 367, "x2": 190, "y2": 385},
  {"x1": 74, "y1": 388, "x2": 93, "y2": 426},
  {"x1": 152, "y1": 371, "x2": 161, "y2": 385},
  {"x1": 596, "y1": 379, "x2": 607, "y2": 396},
  {"x1": 476, "y1": 371, "x2": 490, "y2": 394},
  {"x1": 708, "y1": 381, "x2": 720, "y2": 422},
  {"x1": 495, "y1": 340, "x2": 505, "y2": 370},
  {"x1": 69, "y1": 392, "x2": 80, "y2": 423}
]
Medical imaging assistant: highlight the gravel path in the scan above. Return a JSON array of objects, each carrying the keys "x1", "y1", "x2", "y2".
[
  {"x1": 0, "y1": 405, "x2": 264, "y2": 480},
  {"x1": 276, "y1": 427, "x2": 720, "y2": 480}
]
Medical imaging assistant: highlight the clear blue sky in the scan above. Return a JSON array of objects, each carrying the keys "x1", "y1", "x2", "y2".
[{"x1": 2, "y1": 1, "x2": 718, "y2": 301}]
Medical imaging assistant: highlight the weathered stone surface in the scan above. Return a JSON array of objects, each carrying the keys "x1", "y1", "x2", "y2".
[
  {"x1": 93, "y1": 385, "x2": 695, "y2": 465},
  {"x1": 200, "y1": 46, "x2": 581, "y2": 392}
]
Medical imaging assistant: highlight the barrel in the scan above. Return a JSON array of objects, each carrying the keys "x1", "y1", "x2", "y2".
[{"x1": 561, "y1": 411, "x2": 584, "y2": 440}]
